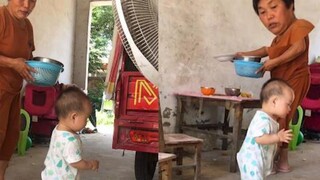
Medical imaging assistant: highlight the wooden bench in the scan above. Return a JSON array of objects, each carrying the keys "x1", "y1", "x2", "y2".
[
  {"x1": 158, "y1": 102, "x2": 203, "y2": 180},
  {"x1": 175, "y1": 93, "x2": 261, "y2": 172},
  {"x1": 158, "y1": 153, "x2": 176, "y2": 180},
  {"x1": 163, "y1": 133, "x2": 203, "y2": 180}
]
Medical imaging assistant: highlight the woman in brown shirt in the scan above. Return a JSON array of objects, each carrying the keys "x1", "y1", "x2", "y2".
[
  {"x1": 0, "y1": 0, "x2": 36, "y2": 178},
  {"x1": 237, "y1": 0, "x2": 314, "y2": 173}
]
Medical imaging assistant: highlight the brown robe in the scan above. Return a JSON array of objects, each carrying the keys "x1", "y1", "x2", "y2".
[
  {"x1": 268, "y1": 19, "x2": 314, "y2": 148},
  {"x1": 0, "y1": 6, "x2": 34, "y2": 161}
]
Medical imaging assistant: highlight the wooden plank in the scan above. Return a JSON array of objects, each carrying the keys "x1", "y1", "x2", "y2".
[
  {"x1": 230, "y1": 104, "x2": 243, "y2": 172},
  {"x1": 159, "y1": 154, "x2": 175, "y2": 180},
  {"x1": 158, "y1": 153, "x2": 176, "y2": 162},
  {"x1": 172, "y1": 164, "x2": 195, "y2": 170}
]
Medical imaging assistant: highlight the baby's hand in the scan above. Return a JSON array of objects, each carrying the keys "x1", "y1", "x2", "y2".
[
  {"x1": 277, "y1": 129, "x2": 293, "y2": 143},
  {"x1": 90, "y1": 160, "x2": 99, "y2": 171}
]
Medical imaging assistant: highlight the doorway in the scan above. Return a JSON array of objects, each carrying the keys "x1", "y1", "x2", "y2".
[{"x1": 86, "y1": 1, "x2": 115, "y2": 132}]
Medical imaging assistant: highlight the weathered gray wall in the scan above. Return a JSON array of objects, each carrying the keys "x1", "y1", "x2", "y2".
[{"x1": 159, "y1": 0, "x2": 320, "y2": 133}]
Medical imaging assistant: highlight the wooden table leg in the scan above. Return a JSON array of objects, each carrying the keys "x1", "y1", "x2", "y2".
[
  {"x1": 176, "y1": 96, "x2": 183, "y2": 133},
  {"x1": 159, "y1": 153, "x2": 175, "y2": 180},
  {"x1": 222, "y1": 109, "x2": 230, "y2": 150},
  {"x1": 159, "y1": 161, "x2": 172, "y2": 180},
  {"x1": 175, "y1": 147, "x2": 183, "y2": 175},
  {"x1": 194, "y1": 143, "x2": 202, "y2": 180},
  {"x1": 230, "y1": 104, "x2": 243, "y2": 172}
]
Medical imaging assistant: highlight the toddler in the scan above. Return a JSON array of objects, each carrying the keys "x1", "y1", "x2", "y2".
[
  {"x1": 237, "y1": 79, "x2": 293, "y2": 180},
  {"x1": 41, "y1": 86, "x2": 99, "y2": 180}
]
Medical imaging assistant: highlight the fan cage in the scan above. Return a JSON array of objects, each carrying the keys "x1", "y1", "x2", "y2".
[{"x1": 112, "y1": 0, "x2": 159, "y2": 70}]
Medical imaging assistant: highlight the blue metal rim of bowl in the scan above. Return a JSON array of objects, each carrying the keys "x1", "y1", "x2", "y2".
[
  {"x1": 233, "y1": 56, "x2": 261, "y2": 62},
  {"x1": 234, "y1": 60, "x2": 263, "y2": 78},
  {"x1": 32, "y1": 57, "x2": 64, "y2": 68}
]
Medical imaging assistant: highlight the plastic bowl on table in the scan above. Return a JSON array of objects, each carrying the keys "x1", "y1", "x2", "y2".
[
  {"x1": 201, "y1": 87, "x2": 215, "y2": 96},
  {"x1": 26, "y1": 57, "x2": 64, "y2": 87},
  {"x1": 233, "y1": 60, "x2": 264, "y2": 78}
]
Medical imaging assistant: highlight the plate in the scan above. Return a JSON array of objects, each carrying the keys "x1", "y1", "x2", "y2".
[{"x1": 213, "y1": 53, "x2": 235, "y2": 62}]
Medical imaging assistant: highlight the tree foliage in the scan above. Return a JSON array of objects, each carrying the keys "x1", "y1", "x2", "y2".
[
  {"x1": 89, "y1": 5, "x2": 114, "y2": 73},
  {"x1": 88, "y1": 5, "x2": 114, "y2": 110}
]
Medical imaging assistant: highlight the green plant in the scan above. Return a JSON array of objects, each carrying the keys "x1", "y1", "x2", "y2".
[
  {"x1": 97, "y1": 110, "x2": 114, "y2": 126},
  {"x1": 87, "y1": 79, "x2": 105, "y2": 110},
  {"x1": 89, "y1": 5, "x2": 114, "y2": 74},
  {"x1": 87, "y1": 5, "x2": 114, "y2": 111}
]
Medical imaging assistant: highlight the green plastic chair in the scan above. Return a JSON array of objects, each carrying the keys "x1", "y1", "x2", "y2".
[
  {"x1": 289, "y1": 106, "x2": 303, "y2": 151},
  {"x1": 17, "y1": 109, "x2": 31, "y2": 156}
]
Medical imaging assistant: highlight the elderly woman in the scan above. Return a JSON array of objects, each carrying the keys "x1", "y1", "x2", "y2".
[
  {"x1": 0, "y1": 0, "x2": 36, "y2": 179},
  {"x1": 237, "y1": 0, "x2": 314, "y2": 174}
]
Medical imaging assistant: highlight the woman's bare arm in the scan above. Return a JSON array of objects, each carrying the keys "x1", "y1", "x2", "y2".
[
  {"x1": 260, "y1": 38, "x2": 306, "y2": 72},
  {"x1": 236, "y1": 46, "x2": 268, "y2": 58},
  {"x1": 0, "y1": 55, "x2": 35, "y2": 81}
]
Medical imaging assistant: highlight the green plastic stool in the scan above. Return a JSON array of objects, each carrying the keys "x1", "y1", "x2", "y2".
[
  {"x1": 289, "y1": 106, "x2": 303, "y2": 151},
  {"x1": 17, "y1": 109, "x2": 31, "y2": 156}
]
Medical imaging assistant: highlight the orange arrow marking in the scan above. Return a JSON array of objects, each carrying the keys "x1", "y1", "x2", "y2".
[{"x1": 134, "y1": 80, "x2": 157, "y2": 105}]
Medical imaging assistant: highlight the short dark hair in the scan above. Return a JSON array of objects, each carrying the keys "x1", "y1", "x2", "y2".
[
  {"x1": 260, "y1": 78, "x2": 292, "y2": 104},
  {"x1": 55, "y1": 86, "x2": 91, "y2": 119},
  {"x1": 252, "y1": 0, "x2": 295, "y2": 15}
]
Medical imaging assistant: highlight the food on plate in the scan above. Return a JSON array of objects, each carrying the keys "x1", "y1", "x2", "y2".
[{"x1": 240, "y1": 92, "x2": 253, "y2": 98}]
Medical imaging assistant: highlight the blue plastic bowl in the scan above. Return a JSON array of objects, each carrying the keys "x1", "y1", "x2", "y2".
[
  {"x1": 234, "y1": 60, "x2": 264, "y2": 78},
  {"x1": 26, "y1": 61, "x2": 64, "y2": 86}
]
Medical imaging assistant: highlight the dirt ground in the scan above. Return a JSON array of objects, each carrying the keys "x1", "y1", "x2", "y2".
[{"x1": 6, "y1": 125, "x2": 320, "y2": 180}]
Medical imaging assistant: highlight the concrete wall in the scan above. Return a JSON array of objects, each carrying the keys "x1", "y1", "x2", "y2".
[
  {"x1": 74, "y1": 0, "x2": 112, "y2": 89},
  {"x1": 30, "y1": 0, "x2": 75, "y2": 84},
  {"x1": 0, "y1": 0, "x2": 76, "y2": 84},
  {"x1": 309, "y1": 20, "x2": 320, "y2": 63},
  {"x1": 159, "y1": 0, "x2": 320, "y2": 133}
]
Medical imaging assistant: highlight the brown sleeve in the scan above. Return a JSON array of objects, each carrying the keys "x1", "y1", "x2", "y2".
[
  {"x1": 268, "y1": 19, "x2": 314, "y2": 59},
  {"x1": 289, "y1": 19, "x2": 314, "y2": 44}
]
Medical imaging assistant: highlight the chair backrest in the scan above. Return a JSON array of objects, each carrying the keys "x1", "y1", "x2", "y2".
[
  {"x1": 20, "y1": 109, "x2": 30, "y2": 132},
  {"x1": 24, "y1": 83, "x2": 63, "y2": 119},
  {"x1": 18, "y1": 109, "x2": 31, "y2": 156},
  {"x1": 289, "y1": 106, "x2": 303, "y2": 150}
]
